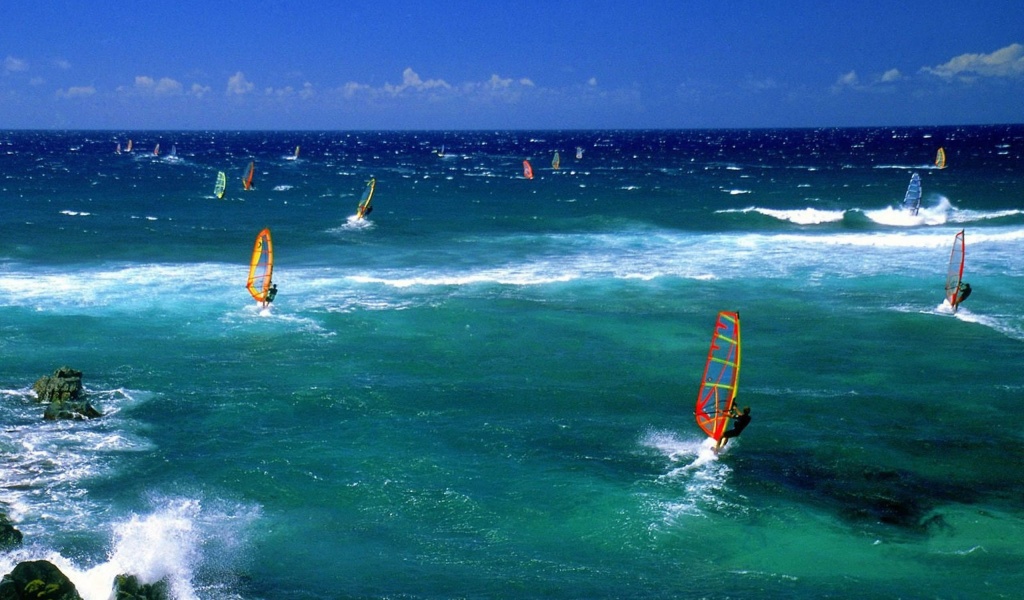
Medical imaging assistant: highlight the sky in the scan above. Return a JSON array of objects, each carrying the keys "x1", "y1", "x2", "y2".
[{"x1": 2, "y1": 1, "x2": 1023, "y2": 130}]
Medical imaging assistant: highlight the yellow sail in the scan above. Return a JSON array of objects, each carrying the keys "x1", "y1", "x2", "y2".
[
  {"x1": 246, "y1": 228, "x2": 274, "y2": 304},
  {"x1": 214, "y1": 171, "x2": 226, "y2": 199},
  {"x1": 935, "y1": 147, "x2": 947, "y2": 169},
  {"x1": 356, "y1": 178, "x2": 376, "y2": 219}
]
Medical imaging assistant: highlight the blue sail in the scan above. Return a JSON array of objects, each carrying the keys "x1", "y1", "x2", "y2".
[{"x1": 903, "y1": 172, "x2": 922, "y2": 215}]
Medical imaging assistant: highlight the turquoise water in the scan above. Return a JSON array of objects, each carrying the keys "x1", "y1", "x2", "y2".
[{"x1": 1, "y1": 127, "x2": 1023, "y2": 599}]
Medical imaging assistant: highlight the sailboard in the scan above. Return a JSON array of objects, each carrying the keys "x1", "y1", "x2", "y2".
[
  {"x1": 945, "y1": 229, "x2": 966, "y2": 312},
  {"x1": 552, "y1": 151, "x2": 561, "y2": 170},
  {"x1": 214, "y1": 171, "x2": 227, "y2": 199},
  {"x1": 935, "y1": 147, "x2": 947, "y2": 170},
  {"x1": 356, "y1": 178, "x2": 376, "y2": 219},
  {"x1": 902, "y1": 172, "x2": 922, "y2": 216},
  {"x1": 694, "y1": 311, "x2": 742, "y2": 443},
  {"x1": 243, "y1": 161, "x2": 255, "y2": 191},
  {"x1": 523, "y1": 160, "x2": 534, "y2": 180},
  {"x1": 246, "y1": 228, "x2": 274, "y2": 305}
]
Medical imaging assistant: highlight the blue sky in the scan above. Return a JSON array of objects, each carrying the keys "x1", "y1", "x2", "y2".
[{"x1": 2, "y1": 1, "x2": 1023, "y2": 130}]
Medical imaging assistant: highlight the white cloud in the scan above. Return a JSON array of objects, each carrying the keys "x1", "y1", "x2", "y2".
[
  {"x1": 54, "y1": 58, "x2": 71, "y2": 70},
  {"x1": 587, "y1": 77, "x2": 598, "y2": 87},
  {"x1": 117, "y1": 76, "x2": 186, "y2": 97},
  {"x1": 57, "y1": 86, "x2": 96, "y2": 98},
  {"x1": 382, "y1": 68, "x2": 451, "y2": 95},
  {"x1": 922, "y1": 43, "x2": 1024, "y2": 80},
  {"x1": 190, "y1": 83, "x2": 211, "y2": 98},
  {"x1": 836, "y1": 71, "x2": 859, "y2": 87},
  {"x1": 4, "y1": 56, "x2": 28, "y2": 72},
  {"x1": 227, "y1": 71, "x2": 254, "y2": 95},
  {"x1": 879, "y1": 68, "x2": 902, "y2": 83}
]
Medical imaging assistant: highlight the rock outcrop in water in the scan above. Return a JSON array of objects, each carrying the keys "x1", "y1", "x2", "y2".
[
  {"x1": 0, "y1": 513, "x2": 22, "y2": 551},
  {"x1": 111, "y1": 574, "x2": 170, "y2": 600},
  {"x1": 0, "y1": 560, "x2": 82, "y2": 600},
  {"x1": 31, "y1": 367, "x2": 101, "y2": 420}
]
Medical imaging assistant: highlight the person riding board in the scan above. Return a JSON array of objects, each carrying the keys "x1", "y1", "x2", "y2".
[
  {"x1": 715, "y1": 405, "x2": 751, "y2": 452},
  {"x1": 957, "y1": 282, "x2": 972, "y2": 306}
]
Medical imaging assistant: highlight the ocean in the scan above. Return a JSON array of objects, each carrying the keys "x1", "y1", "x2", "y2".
[{"x1": 1, "y1": 126, "x2": 1022, "y2": 599}]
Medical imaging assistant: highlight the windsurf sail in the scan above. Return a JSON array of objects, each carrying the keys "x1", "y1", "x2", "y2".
[
  {"x1": 214, "y1": 171, "x2": 227, "y2": 199},
  {"x1": 576, "y1": 146, "x2": 583, "y2": 160},
  {"x1": 902, "y1": 172, "x2": 922, "y2": 215},
  {"x1": 115, "y1": 142, "x2": 121, "y2": 154},
  {"x1": 153, "y1": 143, "x2": 160, "y2": 156},
  {"x1": 695, "y1": 311, "x2": 742, "y2": 442},
  {"x1": 356, "y1": 178, "x2": 376, "y2": 219},
  {"x1": 552, "y1": 151, "x2": 561, "y2": 170},
  {"x1": 294, "y1": 146, "x2": 300, "y2": 159},
  {"x1": 125, "y1": 139, "x2": 133, "y2": 153},
  {"x1": 246, "y1": 228, "x2": 274, "y2": 304},
  {"x1": 523, "y1": 160, "x2": 534, "y2": 180},
  {"x1": 935, "y1": 147, "x2": 947, "y2": 170},
  {"x1": 243, "y1": 161, "x2": 255, "y2": 191},
  {"x1": 945, "y1": 229, "x2": 965, "y2": 312}
]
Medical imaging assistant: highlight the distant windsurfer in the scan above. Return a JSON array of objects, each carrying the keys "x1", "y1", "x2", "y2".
[
  {"x1": 715, "y1": 405, "x2": 751, "y2": 451},
  {"x1": 957, "y1": 282, "x2": 971, "y2": 305}
]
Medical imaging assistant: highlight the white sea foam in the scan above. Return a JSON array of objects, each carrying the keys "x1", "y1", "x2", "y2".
[
  {"x1": 721, "y1": 206, "x2": 845, "y2": 225},
  {"x1": 0, "y1": 497, "x2": 259, "y2": 600}
]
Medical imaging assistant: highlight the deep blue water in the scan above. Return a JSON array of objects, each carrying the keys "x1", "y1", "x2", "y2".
[{"x1": 2, "y1": 126, "x2": 1024, "y2": 599}]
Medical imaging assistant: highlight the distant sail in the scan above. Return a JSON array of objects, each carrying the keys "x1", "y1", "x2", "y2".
[
  {"x1": 294, "y1": 145, "x2": 300, "y2": 159},
  {"x1": 436, "y1": 144, "x2": 445, "y2": 157},
  {"x1": 153, "y1": 143, "x2": 160, "y2": 156},
  {"x1": 902, "y1": 172, "x2": 922, "y2": 215},
  {"x1": 243, "y1": 161, "x2": 255, "y2": 191},
  {"x1": 575, "y1": 146, "x2": 583, "y2": 160},
  {"x1": 523, "y1": 160, "x2": 534, "y2": 180},
  {"x1": 935, "y1": 147, "x2": 947, "y2": 169},
  {"x1": 214, "y1": 171, "x2": 227, "y2": 199},
  {"x1": 552, "y1": 151, "x2": 561, "y2": 170},
  {"x1": 356, "y1": 178, "x2": 376, "y2": 219},
  {"x1": 694, "y1": 311, "x2": 742, "y2": 442},
  {"x1": 945, "y1": 229, "x2": 966, "y2": 312},
  {"x1": 115, "y1": 143, "x2": 121, "y2": 154},
  {"x1": 246, "y1": 228, "x2": 274, "y2": 305},
  {"x1": 125, "y1": 139, "x2": 133, "y2": 152}
]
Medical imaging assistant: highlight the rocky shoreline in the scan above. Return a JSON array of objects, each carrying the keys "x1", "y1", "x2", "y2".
[{"x1": 1, "y1": 368, "x2": 168, "y2": 600}]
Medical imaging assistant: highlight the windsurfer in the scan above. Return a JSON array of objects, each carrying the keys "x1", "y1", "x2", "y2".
[
  {"x1": 716, "y1": 405, "x2": 751, "y2": 451},
  {"x1": 957, "y1": 282, "x2": 971, "y2": 305},
  {"x1": 266, "y1": 283, "x2": 278, "y2": 304}
]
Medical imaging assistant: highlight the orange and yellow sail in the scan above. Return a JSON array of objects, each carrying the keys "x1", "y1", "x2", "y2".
[
  {"x1": 935, "y1": 147, "x2": 947, "y2": 169},
  {"x1": 246, "y1": 228, "x2": 274, "y2": 304},
  {"x1": 694, "y1": 311, "x2": 742, "y2": 442},
  {"x1": 243, "y1": 161, "x2": 255, "y2": 191}
]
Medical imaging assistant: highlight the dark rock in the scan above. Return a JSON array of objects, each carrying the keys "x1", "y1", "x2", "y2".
[
  {"x1": 0, "y1": 514, "x2": 22, "y2": 551},
  {"x1": 111, "y1": 574, "x2": 170, "y2": 600},
  {"x1": 31, "y1": 367, "x2": 101, "y2": 421},
  {"x1": 42, "y1": 400, "x2": 102, "y2": 421},
  {"x1": 0, "y1": 560, "x2": 82, "y2": 600},
  {"x1": 32, "y1": 367, "x2": 83, "y2": 403}
]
